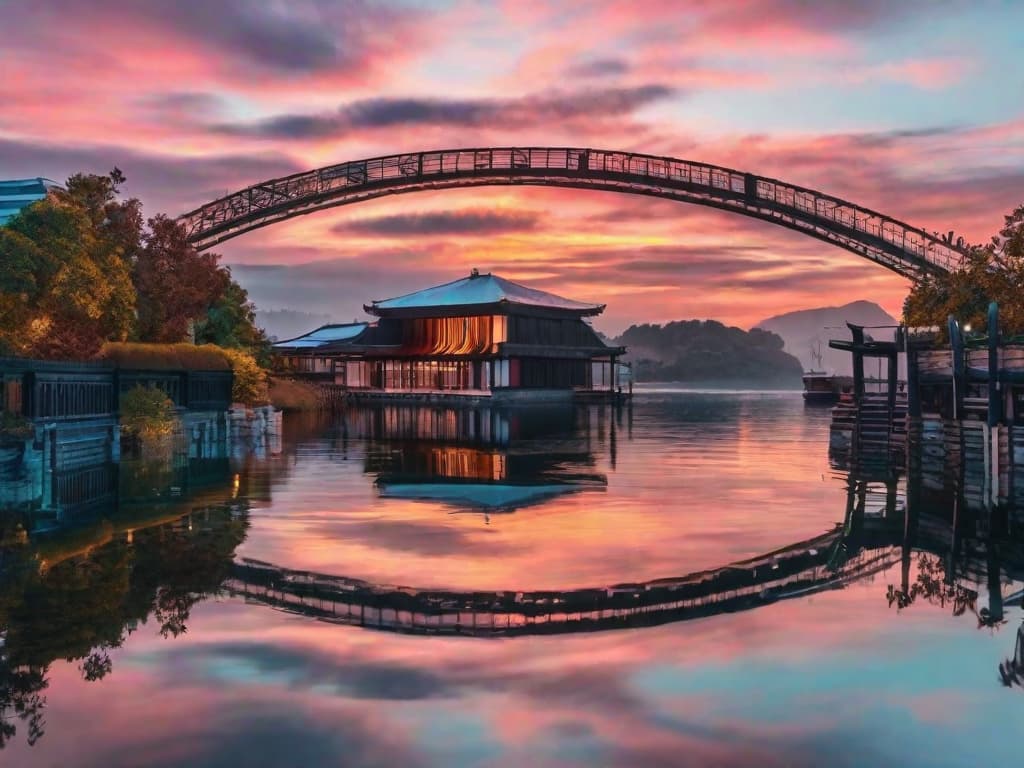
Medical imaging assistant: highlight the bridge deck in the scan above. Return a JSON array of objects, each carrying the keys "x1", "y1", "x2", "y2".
[{"x1": 178, "y1": 147, "x2": 968, "y2": 280}]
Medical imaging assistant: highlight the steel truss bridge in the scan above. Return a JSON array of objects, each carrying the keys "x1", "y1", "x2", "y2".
[{"x1": 179, "y1": 146, "x2": 968, "y2": 279}]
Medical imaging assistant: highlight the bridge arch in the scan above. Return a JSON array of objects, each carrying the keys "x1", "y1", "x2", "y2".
[
  {"x1": 178, "y1": 146, "x2": 967, "y2": 279},
  {"x1": 224, "y1": 521, "x2": 901, "y2": 638}
]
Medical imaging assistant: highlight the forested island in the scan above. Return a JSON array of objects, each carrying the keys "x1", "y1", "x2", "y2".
[{"x1": 611, "y1": 320, "x2": 803, "y2": 388}]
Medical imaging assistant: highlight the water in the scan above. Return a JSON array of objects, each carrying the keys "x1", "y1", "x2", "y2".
[{"x1": 2, "y1": 392, "x2": 1022, "y2": 767}]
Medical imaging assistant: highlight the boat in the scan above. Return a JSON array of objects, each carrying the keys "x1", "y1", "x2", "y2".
[{"x1": 803, "y1": 341, "x2": 852, "y2": 403}]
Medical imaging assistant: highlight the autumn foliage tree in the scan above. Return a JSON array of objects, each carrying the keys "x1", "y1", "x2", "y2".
[
  {"x1": 904, "y1": 204, "x2": 1024, "y2": 335},
  {"x1": 0, "y1": 192, "x2": 135, "y2": 358},
  {"x1": 135, "y1": 215, "x2": 230, "y2": 343},
  {"x1": 0, "y1": 169, "x2": 268, "y2": 360}
]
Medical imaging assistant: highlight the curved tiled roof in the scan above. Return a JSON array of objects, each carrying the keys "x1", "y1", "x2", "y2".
[
  {"x1": 367, "y1": 271, "x2": 604, "y2": 316},
  {"x1": 272, "y1": 322, "x2": 368, "y2": 349}
]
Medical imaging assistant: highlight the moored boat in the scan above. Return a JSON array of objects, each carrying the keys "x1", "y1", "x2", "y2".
[
  {"x1": 802, "y1": 341, "x2": 852, "y2": 403},
  {"x1": 802, "y1": 371, "x2": 852, "y2": 403}
]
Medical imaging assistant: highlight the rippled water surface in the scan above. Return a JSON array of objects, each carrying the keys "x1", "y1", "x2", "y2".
[{"x1": 3, "y1": 391, "x2": 1022, "y2": 767}]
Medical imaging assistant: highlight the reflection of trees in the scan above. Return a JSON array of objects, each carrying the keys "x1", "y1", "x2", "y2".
[
  {"x1": 886, "y1": 553, "x2": 980, "y2": 622},
  {"x1": 0, "y1": 503, "x2": 249, "y2": 749},
  {"x1": 998, "y1": 623, "x2": 1024, "y2": 691}
]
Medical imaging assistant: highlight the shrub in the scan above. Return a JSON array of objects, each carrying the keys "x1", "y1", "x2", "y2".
[
  {"x1": 119, "y1": 385, "x2": 175, "y2": 438},
  {"x1": 97, "y1": 342, "x2": 231, "y2": 371},
  {"x1": 268, "y1": 377, "x2": 321, "y2": 411},
  {"x1": 0, "y1": 413, "x2": 33, "y2": 439},
  {"x1": 221, "y1": 347, "x2": 267, "y2": 405}
]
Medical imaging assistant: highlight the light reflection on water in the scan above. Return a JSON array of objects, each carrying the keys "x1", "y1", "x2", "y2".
[
  {"x1": 2, "y1": 392, "x2": 1022, "y2": 768},
  {"x1": 237, "y1": 394, "x2": 840, "y2": 591}
]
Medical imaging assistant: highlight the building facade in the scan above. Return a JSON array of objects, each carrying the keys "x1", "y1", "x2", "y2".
[
  {"x1": 0, "y1": 177, "x2": 61, "y2": 226},
  {"x1": 273, "y1": 271, "x2": 628, "y2": 401}
]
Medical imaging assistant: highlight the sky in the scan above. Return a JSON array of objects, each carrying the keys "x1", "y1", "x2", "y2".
[{"x1": 1, "y1": 0, "x2": 1022, "y2": 335}]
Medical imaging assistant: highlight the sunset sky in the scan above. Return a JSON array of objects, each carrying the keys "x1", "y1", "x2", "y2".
[{"x1": 2, "y1": 0, "x2": 1022, "y2": 334}]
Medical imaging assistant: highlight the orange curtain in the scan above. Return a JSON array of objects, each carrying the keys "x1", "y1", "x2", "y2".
[{"x1": 402, "y1": 316, "x2": 499, "y2": 355}]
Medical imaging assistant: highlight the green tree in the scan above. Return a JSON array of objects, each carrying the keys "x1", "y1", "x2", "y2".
[
  {"x1": 904, "y1": 204, "x2": 1024, "y2": 335},
  {"x1": 194, "y1": 278, "x2": 272, "y2": 364},
  {"x1": 2, "y1": 196, "x2": 135, "y2": 358},
  {"x1": 1, "y1": 168, "x2": 270, "y2": 363}
]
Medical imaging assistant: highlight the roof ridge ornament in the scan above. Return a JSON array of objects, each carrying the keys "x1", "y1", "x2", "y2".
[{"x1": 470, "y1": 268, "x2": 480, "y2": 278}]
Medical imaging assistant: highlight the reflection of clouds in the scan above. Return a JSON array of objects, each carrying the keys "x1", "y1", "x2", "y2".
[
  {"x1": 19, "y1": 567, "x2": 1024, "y2": 767},
  {"x1": 154, "y1": 641, "x2": 456, "y2": 700},
  {"x1": 96, "y1": 702, "x2": 428, "y2": 768},
  {"x1": 312, "y1": 516, "x2": 521, "y2": 558}
]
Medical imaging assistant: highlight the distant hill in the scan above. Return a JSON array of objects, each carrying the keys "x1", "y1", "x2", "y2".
[
  {"x1": 256, "y1": 309, "x2": 335, "y2": 342},
  {"x1": 613, "y1": 320, "x2": 802, "y2": 388},
  {"x1": 754, "y1": 301, "x2": 897, "y2": 375}
]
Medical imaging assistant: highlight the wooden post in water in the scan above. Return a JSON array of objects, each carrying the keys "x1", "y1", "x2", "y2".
[
  {"x1": 850, "y1": 325, "x2": 865, "y2": 405},
  {"x1": 988, "y1": 301, "x2": 1001, "y2": 427},
  {"x1": 987, "y1": 547, "x2": 1004, "y2": 625},
  {"x1": 887, "y1": 348, "x2": 898, "y2": 416},
  {"x1": 907, "y1": 338, "x2": 921, "y2": 420},
  {"x1": 949, "y1": 315, "x2": 965, "y2": 421},
  {"x1": 984, "y1": 303, "x2": 1002, "y2": 506}
]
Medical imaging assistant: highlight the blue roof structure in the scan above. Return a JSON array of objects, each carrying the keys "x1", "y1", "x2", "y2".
[
  {"x1": 272, "y1": 322, "x2": 368, "y2": 350},
  {"x1": 0, "y1": 178, "x2": 62, "y2": 226},
  {"x1": 367, "y1": 270, "x2": 604, "y2": 316}
]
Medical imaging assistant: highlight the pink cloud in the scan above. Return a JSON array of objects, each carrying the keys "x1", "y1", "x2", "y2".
[{"x1": 0, "y1": 0, "x2": 1018, "y2": 332}]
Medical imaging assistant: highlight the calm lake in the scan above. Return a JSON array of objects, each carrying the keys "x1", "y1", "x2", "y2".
[{"x1": 2, "y1": 391, "x2": 1022, "y2": 767}]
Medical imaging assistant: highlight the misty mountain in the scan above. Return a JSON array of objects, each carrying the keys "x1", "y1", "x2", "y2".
[
  {"x1": 613, "y1": 320, "x2": 802, "y2": 388},
  {"x1": 256, "y1": 309, "x2": 335, "y2": 341},
  {"x1": 754, "y1": 300, "x2": 897, "y2": 375}
]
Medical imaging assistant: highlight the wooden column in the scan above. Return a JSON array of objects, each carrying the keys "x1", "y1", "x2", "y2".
[
  {"x1": 907, "y1": 344, "x2": 921, "y2": 419},
  {"x1": 948, "y1": 315, "x2": 965, "y2": 420},
  {"x1": 987, "y1": 547, "x2": 1004, "y2": 625},
  {"x1": 887, "y1": 351, "x2": 898, "y2": 414},
  {"x1": 988, "y1": 301, "x2": 1002, "y2": 427},
  {"x1": 849, "y1": 325, "x2": 865, "y2": 404}
]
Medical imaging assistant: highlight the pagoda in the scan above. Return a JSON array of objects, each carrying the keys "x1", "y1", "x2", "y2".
[{"x1": 273, "y1": 270, "x2": 628, "y2": 401}]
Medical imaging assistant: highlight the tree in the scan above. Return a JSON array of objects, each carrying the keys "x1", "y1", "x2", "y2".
[
  {"x1": 194, "y1": 278, "x2": 272, "y2": 364},
  {"x1": 1, "y1": 196, "x2": 135, "y2": 358},
  {"x1": 904, "y1": 204, "x2": 1024, "y2": 335},
  {"x1": 220, "y1": 347, "x2": 268, "y2": 404},
  {"x1": 57, "y1": 168, "x2": 143, "y2": 261},
  {"x1": 134, "y1": 215, "x2": 230, "y2": 343},
  {"x1": 1, "y1": 168, "x2": 270, "y2": 362}
]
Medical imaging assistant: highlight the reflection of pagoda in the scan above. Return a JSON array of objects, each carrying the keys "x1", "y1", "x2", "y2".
[{"x1": 344, "y1": 403, "x2": 609, "y2": 512}]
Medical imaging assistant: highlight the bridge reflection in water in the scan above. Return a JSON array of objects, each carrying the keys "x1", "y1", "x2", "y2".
[
  {"x1": 216, "y1": 405, "x2": 1024, "y2": 648},
  {"x1": 4, "y1": 401, "x2": 1024, "y2": 750}
]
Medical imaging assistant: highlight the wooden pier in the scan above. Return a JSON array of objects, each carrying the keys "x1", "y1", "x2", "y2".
[{"x1": 829, "y1": 304, "x2": 1024, "y2": 508}]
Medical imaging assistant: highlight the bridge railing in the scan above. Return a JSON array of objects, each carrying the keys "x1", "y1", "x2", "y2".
[{"x1": 180, "y1": 146, "x2": 968, "y2": 276}]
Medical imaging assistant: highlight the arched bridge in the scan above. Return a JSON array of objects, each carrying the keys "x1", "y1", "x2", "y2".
[
  {"x1": 179, "y1": 146, "x2": 968, "y2": 279},
  {"x1": 224, "y1": 525, "x2": 903, "y2": 637}
]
